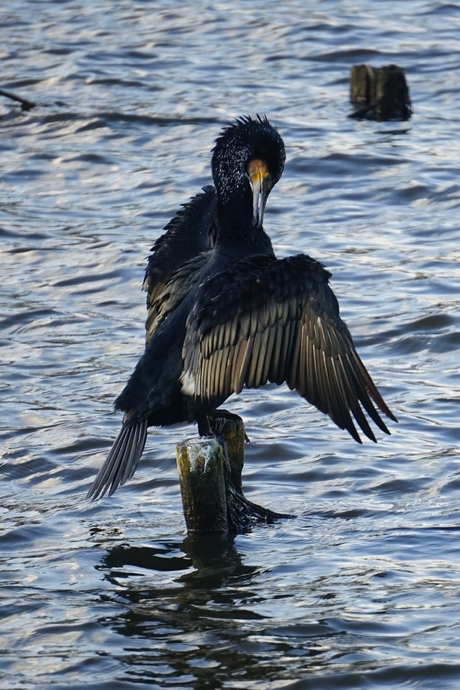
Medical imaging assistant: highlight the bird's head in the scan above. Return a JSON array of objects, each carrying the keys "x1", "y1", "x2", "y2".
[{"x1": 211, "y1": 115, "x2": 285, "y2": 229}]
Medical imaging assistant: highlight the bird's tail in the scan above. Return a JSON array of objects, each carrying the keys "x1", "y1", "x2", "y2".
[{"x1": 86, "y1": 418, "x2": 148, "y2": 500}]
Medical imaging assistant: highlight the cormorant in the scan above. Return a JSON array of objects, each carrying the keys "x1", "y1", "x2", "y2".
[{"x1": 87, "y1": 115, "x2": 396, "y2": 500}]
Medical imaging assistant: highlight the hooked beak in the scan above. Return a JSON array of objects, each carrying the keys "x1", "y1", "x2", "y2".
[{"x1": 248, "y1": 159, "x2": 271, "y2": 227}]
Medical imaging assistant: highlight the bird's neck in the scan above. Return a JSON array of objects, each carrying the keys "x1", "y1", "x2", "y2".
[{"x1": 214, "y1": 215, "x2": 274, "y2": 259}]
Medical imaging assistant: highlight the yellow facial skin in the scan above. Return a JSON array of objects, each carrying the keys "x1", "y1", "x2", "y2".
[{"x1": 247, "y1": 158, "x2": 272, "y2": 227}]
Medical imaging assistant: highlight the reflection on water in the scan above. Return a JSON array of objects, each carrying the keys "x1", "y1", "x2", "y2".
[
  {"x1": 93, "y1": 520, "x2": 460, "y2": 689},
  {"x1": 3, "y1": 0, "x2": 460, "y2": 688},
  {"x1": 98, "y1": 535, "x2": 323, "y2": 688},
  {"x1": 99, "y1": 536, "x2": 268, "y2": 687}
]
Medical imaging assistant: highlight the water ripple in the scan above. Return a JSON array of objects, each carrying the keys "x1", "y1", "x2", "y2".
[{"x1": 2, "y1": 0, "x2": 460, "y2": 688}]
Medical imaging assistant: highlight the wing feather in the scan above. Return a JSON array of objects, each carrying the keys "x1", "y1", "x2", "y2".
[
  {"x1": 259, "y1": 326, "x2": 275, "y2": 384},
  {"x1": 280, "y1": 318, "x2": 295, "y2": 384},
  {"x1": 216, "y1": 347, "x2": 226, "y2": 397},
  {"x1": 231, "y1": 339, "x2": 246, "y2": 392},
  {"x1": 234, "y1": 337, "x2": 253, "y2": 393},
  {"x1": 270, "y1": 322, "x2": 284, "y2": 385},
  {"x1": 247, "y1": 330, "x2": 264, "y2": 389},
  {"x1": 181, "y1": 254, "x2": 396, "y2": 442}
]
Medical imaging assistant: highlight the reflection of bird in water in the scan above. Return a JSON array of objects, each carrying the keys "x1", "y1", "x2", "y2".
[{"x1": 87, "y1": 115, "x2": 396, "y2": 500}]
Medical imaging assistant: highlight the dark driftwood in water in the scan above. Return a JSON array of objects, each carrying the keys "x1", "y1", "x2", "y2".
[
  {"x1": 0, "y1": 88, "x2": 36, "y2": 111},
  {"x1": 349, "y1": 64, "x2": 411, "y2": 121},
  {"x1": 176, "y1": 412, "x2": 288, "y2": 533}
]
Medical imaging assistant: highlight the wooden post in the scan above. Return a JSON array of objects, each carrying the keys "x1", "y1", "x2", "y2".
[
  {"x1": 176, "y1": 412, "x2": 289, "y2": 533},
  {"x1": 349, "y1": 64, "x2": 411, "y2": 121},
  {"x1": 176, "y1": 437, "x2": 229, "y2": 532}
]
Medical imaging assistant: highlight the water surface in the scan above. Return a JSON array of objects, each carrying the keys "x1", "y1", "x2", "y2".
[{"x1": 2, "y1": 1, "x2": 460, "y2": 688}]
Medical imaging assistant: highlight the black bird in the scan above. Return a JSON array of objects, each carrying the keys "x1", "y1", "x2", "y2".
[{"x1": 87, "y1": 115, "x2": 396, "y2": 500}]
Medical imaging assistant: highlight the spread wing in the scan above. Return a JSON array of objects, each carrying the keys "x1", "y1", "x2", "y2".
[
  {"x1": 143, "y1": 185, "x2": 216, "y2": 343},
  {"x1": 181, "y1": 254, "x2": 396, "y2": 442},
  {"x1": 144, "y1": 252, "x2": 211, "y2": 341}
]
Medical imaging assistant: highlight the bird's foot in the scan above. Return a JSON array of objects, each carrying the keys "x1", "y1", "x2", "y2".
[
  {"x1": 197, "y1": 415, "x2": 214, "y2": 437},
  {"x1": 207, "y1": 409, "x2": 250, "y2": 443}
]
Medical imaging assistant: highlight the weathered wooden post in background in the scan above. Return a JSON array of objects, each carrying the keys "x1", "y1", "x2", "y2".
[
  {"x1": 349, "y1": 64, "x2": 411, "y2": 121},
  {"x1": 176, "y1": 413, "x2": 288, "y2": 533}
]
